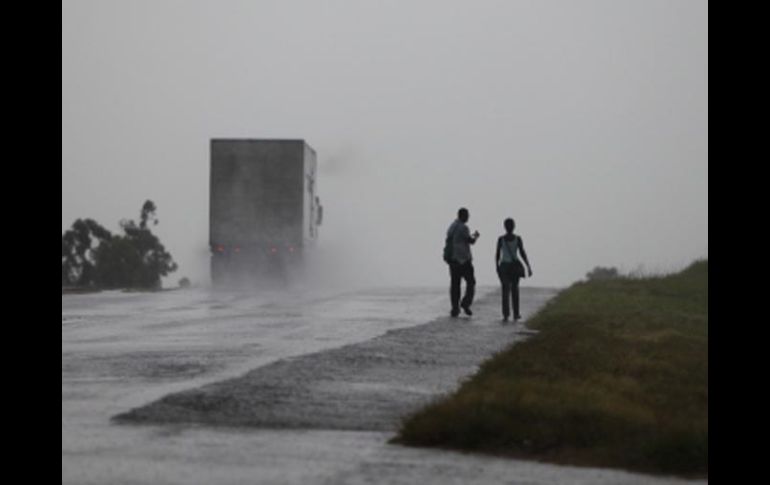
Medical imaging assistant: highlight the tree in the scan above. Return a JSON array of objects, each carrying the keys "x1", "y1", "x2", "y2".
[
  {"x1": 62, "y1": 200, "x2": 177, "y2": 289},
  {"x1": 61, "y1": 219, "x2": 112, "y2": 286},
  {"x1": 586, "y1": 266, "x2": 620, "y2": 281}
]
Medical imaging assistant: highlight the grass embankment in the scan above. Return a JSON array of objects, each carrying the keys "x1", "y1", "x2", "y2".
[{"x1": 394, "y1": 260, "x2": 708, "y2": 477}]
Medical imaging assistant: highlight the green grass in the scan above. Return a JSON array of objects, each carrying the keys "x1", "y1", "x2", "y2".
[{"x1": 393, "y1": 260, "x2": 708, "y2": 477}]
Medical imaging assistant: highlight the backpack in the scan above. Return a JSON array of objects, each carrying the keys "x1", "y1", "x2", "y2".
[{"x1": 443, "y1": 225, "x2": 457, "y2": 264}]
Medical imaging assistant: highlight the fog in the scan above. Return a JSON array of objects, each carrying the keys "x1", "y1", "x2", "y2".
[{"x1": 62, "y1": 0, "x2": 707, "y2": 289}]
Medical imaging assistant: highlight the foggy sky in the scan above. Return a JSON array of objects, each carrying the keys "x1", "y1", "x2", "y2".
[{"x1": 62, "y1": 0, "x2": 708, "y2": 289}]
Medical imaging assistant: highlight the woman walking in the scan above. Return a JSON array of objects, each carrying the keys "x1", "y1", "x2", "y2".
[{"x1": 495, "y1": 218, "x2": 533, "y2": 322}]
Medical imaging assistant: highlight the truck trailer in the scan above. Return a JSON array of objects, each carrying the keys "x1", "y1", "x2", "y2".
[{"x1": 209, "y1": 139, "x2": 322, "y2": 285}]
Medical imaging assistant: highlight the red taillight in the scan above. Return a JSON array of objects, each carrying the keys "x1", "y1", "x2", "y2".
[
  {"x1": 271, "y1": 247, "x2": 278, "y2": 253},
  {"x1": 234, "y1": 246, "x2": 241, "y2": 253},
  {"x1": 216, "y1": 245, "x2": 225, "y2": 253},
  {"x1": 288, "y1": 246, "x2": 295, "y2": 253}
]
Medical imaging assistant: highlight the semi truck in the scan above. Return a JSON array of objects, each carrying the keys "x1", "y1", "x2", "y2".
[{"x1": 209, "y1": 139, "x2": 322, "y2": 285}]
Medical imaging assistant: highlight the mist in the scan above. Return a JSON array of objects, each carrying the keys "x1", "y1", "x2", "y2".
[{"x1": 62, "y1": 0, "x2": 708, "y2": 290}]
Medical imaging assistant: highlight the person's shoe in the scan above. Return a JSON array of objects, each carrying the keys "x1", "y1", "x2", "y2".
[
  {"x1": 450, "y1": 309, "x2": 460, "y2": 318},
  {"x1": 461, "y1": 304, "x2": 473, "y2": 316},
  {"x1": 502, "y1": 315, "x2": 509, "y2": 322},
  {"x1": 514, "y1": 314, "x2": 522, "y2": 321}
]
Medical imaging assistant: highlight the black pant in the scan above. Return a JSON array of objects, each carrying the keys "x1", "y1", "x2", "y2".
[
  {"x1": 498, "y1": 263, "x2": 521, "y2": 318},
  {"x1": 450, "y1": 261, "x2": 475, "y2": 311}
]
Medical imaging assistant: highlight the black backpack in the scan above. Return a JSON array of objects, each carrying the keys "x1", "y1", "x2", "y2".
[{"x1": 443, "y1": 226, "x2": 456, "y2": 264}]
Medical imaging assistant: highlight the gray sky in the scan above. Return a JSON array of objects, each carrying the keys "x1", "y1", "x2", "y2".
[{"x1": 62, "y1": 0, "x2": 708, "y2": 289}]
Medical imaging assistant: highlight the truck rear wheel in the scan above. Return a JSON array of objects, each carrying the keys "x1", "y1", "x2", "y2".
[{"x1": 211, "y1": 254, "x2": 227, "y2": 286}]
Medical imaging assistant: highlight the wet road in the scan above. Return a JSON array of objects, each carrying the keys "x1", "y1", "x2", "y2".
[{"x1": 62, "y1": 286, "x2": 706, "y2": 484}]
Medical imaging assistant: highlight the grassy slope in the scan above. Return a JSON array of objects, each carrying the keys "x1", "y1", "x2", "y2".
[{"x1": 394, "y1": 261, "x2": 708, "y2": 477}]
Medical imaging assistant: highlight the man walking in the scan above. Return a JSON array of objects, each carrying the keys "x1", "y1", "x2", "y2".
[{"x1": 445, "y1": 207, "x2": 479, "y2": 317}]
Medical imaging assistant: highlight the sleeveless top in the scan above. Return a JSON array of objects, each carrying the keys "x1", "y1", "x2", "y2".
[{"x1": 498, "y1": 235, "x2": 519, "y2": 264}]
